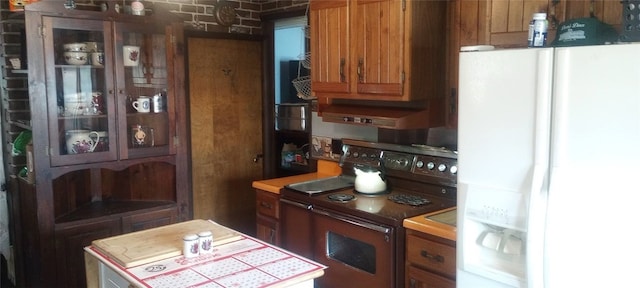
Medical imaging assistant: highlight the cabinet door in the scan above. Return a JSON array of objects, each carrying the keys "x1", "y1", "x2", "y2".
[
  {"x1": 257, "y1": 214, "x2": 280, "y2": 245},
  {"x1": 54, "y1": 218, "x2": 122, "y2": 288},
  {"x1": 310, "y1": 0, "x2": 351, "y2": 95},
  {"x1": 354, "y1": 0, "x2": 404, "y2": 96},
  {"x1": 114, "y1": 22, "x2": 176, "y2": 159},
  {"x1": 43, "y1": 17, "x2": 117, "y2": 166}
]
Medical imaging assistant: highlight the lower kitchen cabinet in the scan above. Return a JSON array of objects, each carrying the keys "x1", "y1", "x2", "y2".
[
  {"x1": 255, "y1": 189, "x2": 281, "y2": 245},
  {"x1": 406, "y1": 229, "x2": 456, "y2": 288},
  {"x1": 55, "y1": 218, "x2": 122, "y2": 288},
  {"x1": 53, "y1": 206, "x2": 178, "y2": 288},
  {"x1": 407, "y1": 265, "x2": 456, "y2": 288}
]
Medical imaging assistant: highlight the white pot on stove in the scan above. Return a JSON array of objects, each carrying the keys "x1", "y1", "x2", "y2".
[{"x1": 354, "y1": 166, "x2": 387, "y2": 194}]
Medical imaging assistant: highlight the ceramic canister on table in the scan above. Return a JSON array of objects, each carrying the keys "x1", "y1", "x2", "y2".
[
  {"x1": 198, "y1": 231, "x2": 213, "y2": 254},
  {"x1": 183, "y1": 234, "x2": 199, "y2": 258}
]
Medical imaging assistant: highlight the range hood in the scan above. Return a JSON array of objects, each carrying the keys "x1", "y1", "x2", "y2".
[{"x1": 320, "y1": 100, "x2": 445, "y2": 129}]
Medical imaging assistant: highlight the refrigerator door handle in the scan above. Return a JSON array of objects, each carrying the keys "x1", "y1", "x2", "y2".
[{"x1": 527, "y1": 48, "x2": 553, "y2": 288}]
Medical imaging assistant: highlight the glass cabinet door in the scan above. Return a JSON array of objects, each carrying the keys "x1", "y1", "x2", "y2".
[
  {"x1": 45, "y1": 17, "x2": 117, "y2": 166},
  {"x1": 115, "y1": 22, "x2": 175, "y2": 159}
]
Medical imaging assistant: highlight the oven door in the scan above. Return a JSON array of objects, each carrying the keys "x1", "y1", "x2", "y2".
[{"x1": 312, "y1": 207, "x2": 395, "y2": 288}]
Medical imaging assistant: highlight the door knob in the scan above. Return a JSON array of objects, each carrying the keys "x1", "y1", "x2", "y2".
[{"x1": 253, "y1": 154, "x2": 263, "y2": 163}]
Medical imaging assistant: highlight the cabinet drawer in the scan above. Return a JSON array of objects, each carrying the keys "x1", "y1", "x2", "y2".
[
  {"x1": 406, "y1": 234, "x2": 456, "y2": 277},
  {"x1": 256, "y1": 190, "x2": 280, "y2": 219},
  {"x1": 121, "y1": 207, "x2": 178, "y2": 233},
  {"x1": 406, "y1": 265, "x2": 455, "y2": 288}
]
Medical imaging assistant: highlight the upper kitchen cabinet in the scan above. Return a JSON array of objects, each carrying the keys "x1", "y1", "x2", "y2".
[
  {"x1": 309, "y1": 0, "x2": 350, "y2": 95},
  {"x1": 454, "y1": 0, "x2": 620, "y2": 48},
  {"x1": 444, "y1": 0, "x2": 622, "y2": 128},
  {"x1": 15, "y1": 2, "x2": 190, "y2": 287},
  {"x1": 311, "y1": 0, "x2": 447, "y2": 102}
]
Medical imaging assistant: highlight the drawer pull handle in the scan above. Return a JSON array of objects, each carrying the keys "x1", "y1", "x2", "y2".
[
  {"x1": 260, "y1": 201, "x2": 272, "y2": 209},
  {"x1": 420, "y1": 250, "x2": 444, "y2": 263}
]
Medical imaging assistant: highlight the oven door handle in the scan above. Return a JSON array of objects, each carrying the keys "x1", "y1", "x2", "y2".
[
  {"x1": 312, "y1": 208, "x2": 391, "y2": 235},
  {"x1": 280, "y1": 198, "x2": 313, "y2": 210}
]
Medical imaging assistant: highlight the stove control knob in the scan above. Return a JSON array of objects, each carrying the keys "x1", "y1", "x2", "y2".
[
  {"x1": 353, "y1": 152, "x2": 359, "y2": 158},
  {"x1": 361, "y1": 153, "x2": 367, "y2": 158},
  {"x1": 427, "y1": 162, "x2": 435, "y2": 170},
  {"x1": 438, "y1": 163, "x2": 447, "y2": 172},
  {"x1": 416, "y1": 160, "x2": 424, "y2": 168},
  {"x1": 450, "y1": 165, "x2": 458, "y2": 174}
]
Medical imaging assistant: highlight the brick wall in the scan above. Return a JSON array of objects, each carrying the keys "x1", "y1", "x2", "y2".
[{"x1": 151, "y1": 0, "x2": 309, "y2": 34}]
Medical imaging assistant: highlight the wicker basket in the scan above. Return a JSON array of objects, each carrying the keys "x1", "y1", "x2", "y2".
[
  {"x1": 299, "y1": 52, "x2": 311, "y2": 69},
  {"x1": 292, "y1": 76, "x2": 313, "y2": 99}
]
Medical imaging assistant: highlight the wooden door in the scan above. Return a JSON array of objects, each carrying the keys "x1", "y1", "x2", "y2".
[
  {"x1": 354, "y1": 0, "x2": 404, "y2": 96},
  {"x1": 310, "y1": 0, "x2": 351, "y2": 95},
  {"x1": 188, "y1": 37, "x2": 263, "y2": 236}
]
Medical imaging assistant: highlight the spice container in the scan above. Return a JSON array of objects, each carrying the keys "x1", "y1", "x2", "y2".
[
  {"x1": 198, "y1": 231, "x2": 213, "y2": 254},
  {"x1": 183, "y1": 234, "x2": 199, "y2": 258}
]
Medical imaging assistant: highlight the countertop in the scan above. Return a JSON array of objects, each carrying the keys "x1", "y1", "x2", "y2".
[
  {"x1": 252, "y1": 160, "x2": 341, "y2": 194},
  {"x1": 403, "y1": 207, "x2": 457, "y2": 241}
]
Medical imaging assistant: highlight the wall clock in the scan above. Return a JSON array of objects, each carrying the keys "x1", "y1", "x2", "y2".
[{"x1": 215, "y1": 1, "x2": 237, "y2": 27}]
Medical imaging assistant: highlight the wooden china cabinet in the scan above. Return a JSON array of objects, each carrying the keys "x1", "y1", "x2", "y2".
[
  {"x1": 12, "y1": 2, "x2": 190, "y2": 287},
  {"x1": 310, "y1": 0, "x2": 447, "y2": 102}
]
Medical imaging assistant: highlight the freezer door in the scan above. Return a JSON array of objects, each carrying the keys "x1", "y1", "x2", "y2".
[
  {"x1": 457, "y1": 47, "x2": 554, "y2": 288},
  {"x1": 546, "y1": 44, "x2": 640, "y2": 288}
]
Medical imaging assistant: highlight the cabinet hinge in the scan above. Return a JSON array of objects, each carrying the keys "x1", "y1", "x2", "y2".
[
  {"x1": 173, "y1": 136, "x2": 179, "y2": 146},
  {"x1": 39, "y1": 25, "x2": 45, "y2": 37},
  {"x1": 170, "y1": 35, "x2": 176, "y2": 44},
  {"x1": 46, "y1": 146, "x2": 51, "y2": 156}
]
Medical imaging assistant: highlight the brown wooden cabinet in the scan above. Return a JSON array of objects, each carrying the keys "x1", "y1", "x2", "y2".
[
  {"x1": 445, "y1": 0, "x2": 623, "y2": 128},
  {"x1": 255, "y1": 189, "x2": 281, "y2": 245},
  {"x1": 311, "y1": 0, "x2": 447, "y2": 102},
  {"x1": 309, "y1": 0, "x2": 351, "y2": 96},
  {"x1": 405, "y1": 229, "x2": 456, "y2": 288},
  {"x1": 12, "y1": 2, "x2": 190, "y2": 287}
]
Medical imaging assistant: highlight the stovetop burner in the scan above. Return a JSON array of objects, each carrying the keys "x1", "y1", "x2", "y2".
[
  {"x1": 388, "y1": 194, "x2": 431, "y2": 206},
  {"x1": 327, "y1": 193, "x2": 355, "y2": 202}
]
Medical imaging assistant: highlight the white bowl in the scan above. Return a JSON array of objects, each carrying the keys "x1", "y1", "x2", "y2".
[
  {"x1": 63, "y1": 43, "x2": 88, "y2": 52},
  {"x1": 64, "y1": 52, "x2": 88, "y2": 65}
]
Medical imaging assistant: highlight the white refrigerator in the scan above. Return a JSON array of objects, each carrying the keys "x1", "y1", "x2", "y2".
[{"x1": 457, "y1": 44, "x2": 640, "y2": 288}]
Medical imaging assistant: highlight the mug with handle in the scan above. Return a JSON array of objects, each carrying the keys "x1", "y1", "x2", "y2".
[{"x1": 132, "y1": 96, "x2": 150, "y2": 113}]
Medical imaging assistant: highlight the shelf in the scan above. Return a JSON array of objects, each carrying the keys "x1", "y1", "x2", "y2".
[
  {"x1": 58, "y1": 114, "x2": 108, "y2": 120},
  {"x1": 55, "y1": 200, "x2": 176, "y2": 226},
  {"x1": 9, "y1": 119, "x2": 31, "y2": 130}
]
